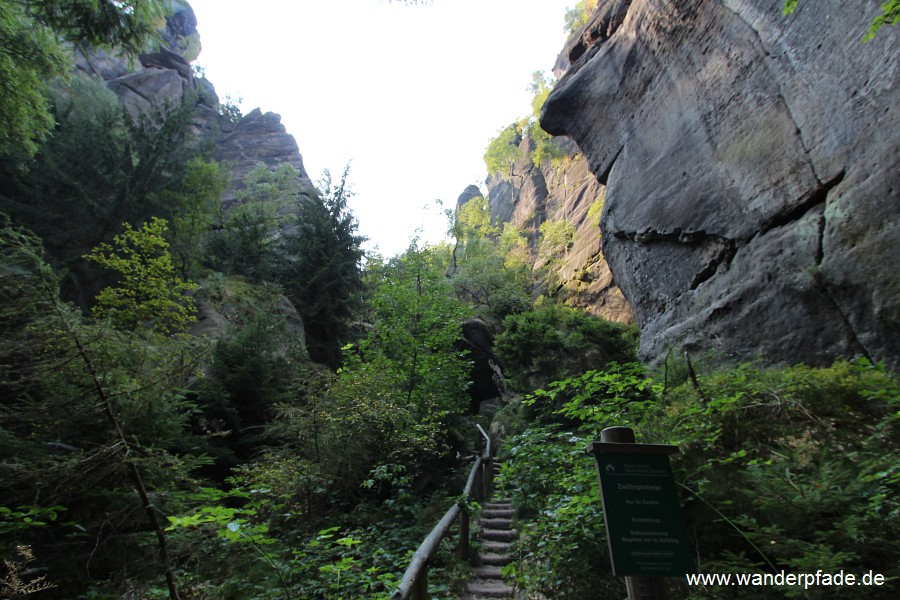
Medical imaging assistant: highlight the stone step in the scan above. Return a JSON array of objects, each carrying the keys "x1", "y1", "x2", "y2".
[
  {"x1": 465, "y1": 579, "x2": 515, "y2": 598},
  {"x1": 479, "y1": 552, "x2": 513, "y2": 566},
  {"x1": 481, "y1": 540, "x2": 513, "y2": 553},
  {"x1": 464, "y1": 489, "x2": 516, "y2": 598},
  {"x1": 473, "y1": 565, "x2": 505, "y2": 579},
  {"x1": 482, "y1": 528, "x2": 518, "y2": 542},
  {"x1": 480, "y1": 517, "x2": 514, "y2": 529}
]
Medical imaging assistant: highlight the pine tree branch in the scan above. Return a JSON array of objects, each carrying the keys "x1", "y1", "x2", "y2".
[{"x1": 36, "y1": 271, "x2": 181, "y2": 600}]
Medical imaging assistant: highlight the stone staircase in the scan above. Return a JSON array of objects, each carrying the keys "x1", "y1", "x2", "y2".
[{"x1": 462, "y1": 463, "x2": 517, "y2": 599}]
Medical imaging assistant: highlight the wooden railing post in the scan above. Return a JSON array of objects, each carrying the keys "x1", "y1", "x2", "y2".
[
  {"x1": 391, "y1": 427, "x2": 492, "y2": 599},
  {"x1": 474, "y1": 462, "x2": 483, "y2": 503},
  {"x1": 476, "y1": 424, "x2": 493, "y2": 501},
  {"x1": 413, "y1": 563, "x2": 428, "y2": 600},
  {"x1": 459, "y1": 505, "x2": 470, "y2": 560}
]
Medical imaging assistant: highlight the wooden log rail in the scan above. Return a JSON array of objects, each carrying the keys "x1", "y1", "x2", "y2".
[{"x1": 390, "y1": 424, "x2": 493, "y2": 600}]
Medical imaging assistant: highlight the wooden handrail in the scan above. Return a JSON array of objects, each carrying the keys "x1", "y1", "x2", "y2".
[
  {"x1": 476, "y1": 423, "x2": 493, "y2": 499},
  {"x1": 462, "y1": 456, "x2": 483, "y2": 497},
  {"x1": 476, "y1": 423, "x2": 491, "y2": 460},
  {"x1": 390, "y1": 426, "x2": 493, "y2": 600}
]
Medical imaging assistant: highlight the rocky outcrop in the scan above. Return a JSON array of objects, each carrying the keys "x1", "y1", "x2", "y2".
[
  {"x1": 458, "y1": 318, "x2": 508, "y2": 412},
  {"x1": 73, "y1": 1, "x2": 198, "y2": 109},
  {"x1": 542, "y1": 0, "x2": 899, "y2": 368},
  {"x1": 76, "y1": 1, "x2": 312, "y2": 202},
  {"x1": 217, "y1": 108, "x2": 311, "y2": 204},
  {"x1": 479, "y1": 138, "x2": 633, "y2": 324},
  {"x1": 191, "y1": 275, "x2": 307, "y2": 358}
]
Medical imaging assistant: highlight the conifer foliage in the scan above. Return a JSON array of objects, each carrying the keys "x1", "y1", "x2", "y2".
[
  {"x1": 0, "y1": 0, "x2": 168, "y2": 157},
  {"x1": 281, "y1": 166, "x2": 365, "y2": 369}
]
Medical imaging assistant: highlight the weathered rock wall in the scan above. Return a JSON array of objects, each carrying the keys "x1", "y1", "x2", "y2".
[
  {"x1": 481, "y1": 138, "x2": 633, "y2": 324},
  {"x1": 71, "y1": 1, "x2": 313, "y2": 348},
  {"x1": 542, "y1": 0, "x2": 899, "y2": 368},
  {"x1": 74, "y1": 0, "x2": 312, "y2": 204}
]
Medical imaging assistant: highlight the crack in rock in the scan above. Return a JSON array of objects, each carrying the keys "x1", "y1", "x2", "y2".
[{"x1": 759, "y1": 170, "x2": 845, "y2": 237}]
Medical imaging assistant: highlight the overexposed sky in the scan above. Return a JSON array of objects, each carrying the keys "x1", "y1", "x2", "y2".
[{"x1": 188, "y1": 0, "x2": 575, "y2": 256}]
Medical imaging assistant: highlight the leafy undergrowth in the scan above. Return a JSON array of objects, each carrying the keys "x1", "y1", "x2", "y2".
[
  {"x1": 60, "y1": 465, "x2": 468, "y2": 600},
  {"x1": 495, "y1": 359, "x2": 900, "y2": 599}
]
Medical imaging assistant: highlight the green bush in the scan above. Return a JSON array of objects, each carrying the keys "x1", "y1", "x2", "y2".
[
  {"x1": 496, "y1": 426, "x2": 617, "y2": 599},
  {"x1": 163, "y1": 455, "x2": 472, "y2": 600},
  {"x1": 495, "y1": 304, "x2": 638, "y2": 391},
  {"x1": 496, "y1": 359, "x2": 900, "y2": 599}
]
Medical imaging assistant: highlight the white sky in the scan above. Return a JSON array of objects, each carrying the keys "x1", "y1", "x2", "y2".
[{"x1": 188, "y1": 0, "x2": 575, "y2": 257}]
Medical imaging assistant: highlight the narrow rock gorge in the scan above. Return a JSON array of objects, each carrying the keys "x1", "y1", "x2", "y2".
[
  {"x1": 542, "y1": 0, "x2": 899, "y2": 368},
  {"x1": 470, "y1": 142, "x2": 633, "y2": 325}
]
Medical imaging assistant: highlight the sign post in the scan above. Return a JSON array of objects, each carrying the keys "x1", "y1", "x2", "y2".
[{"x1": 589, "y1": 427, "x2": 696, "y2": 600}]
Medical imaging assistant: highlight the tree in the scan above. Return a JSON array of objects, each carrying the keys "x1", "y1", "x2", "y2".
[
  {"x1": 352, "y1": 243, "x2": 471, "y2": 427},
  {"x1": 84, "y1": 217, "x2": 197, "y2": 334},
  {"x1": 563, "y1": 0, "x2": 598, "y2": 34},
  {"x1": 1, "y1": 213, "x2": 203, "y2": 599},
  {"x1": 27, "y1": 0, "x2": 167, "y2": 53},
  {"x1": 526, "y1": 71, "x2": 568, "y2": 168},
  {"x1": 280, "y1": 165, "x2": 365, "y2": 368},
  {"x1": 0, "y1": 76, "x2": 203, "y2": 304},
  {"x1": 498, "y1": 222, "x2": 530, "y2": 270},
  {"x1": 268, "y1": 242, "x2": 471, "y2": 498},
  {"x1": 363, "y1": 242, "x2": 471, "y2": 415},
  {"x1": 200, "y1": 309, "x2": 307, "y2": 460},
  {"x1": 453, "y1": 193, "x2": 496, "y2": 240},
  {"x1": 0, "y1": 1, "x2": 66, "y2": 158},
  {"x1": 484, "y1": 123, "x2": 527, "y2": 176},
  {"x1": 484, "y1": 71, "x2": 569, "y2": 177},
  {"x1": 207, "y1": 162, "x2": 303, "y2": 280},
  {"x1": 0, "y1": 0, "x2": 168, "y2": 158},
  {"x1": 157, "y1": 157, "x2": 230, "y2": 278},
  {"x1": 450, "y1": 196, "x2": 531, "y2": 320},
  {"x1": 450, "y1": 192, "x2": 496, "y2": 269}
]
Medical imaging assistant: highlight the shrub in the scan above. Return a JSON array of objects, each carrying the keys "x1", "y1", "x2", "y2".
[
  {"x1": 495, "y1": 304, "x2": 637, "y2": 391},
  {"x1": 496, "y1": 426, "x2": 616, "y2": 599},
  {"x1": 497, "y1": 359, "x2": 900, "y2": 599}
]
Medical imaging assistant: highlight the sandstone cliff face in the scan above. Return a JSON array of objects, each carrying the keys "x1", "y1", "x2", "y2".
[
  {"x1": 74, "y1": 0, "x2": 312, "y2": 203},
  {"x1": 542, "y1": 0, "x2": 899, "y2": 368},
  {"x1": 72, "y1": 1, "x2": 313, "y2": 347},
  {"x1": 480, "y1": 139, "x2": 633, "y2": 324}
]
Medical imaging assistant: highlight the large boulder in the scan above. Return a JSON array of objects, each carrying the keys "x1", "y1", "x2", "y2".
[
  {"x1": 458, "y1": 318, "x2": 508, "y2": 412},
  {"x1": 542, "y1": 0, "x2": 899, "y2": 368}
]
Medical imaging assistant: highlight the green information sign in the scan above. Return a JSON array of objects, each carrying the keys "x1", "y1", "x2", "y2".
[{"x1": 593, "y1": 448, "x2": 696, "y2": 577}]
